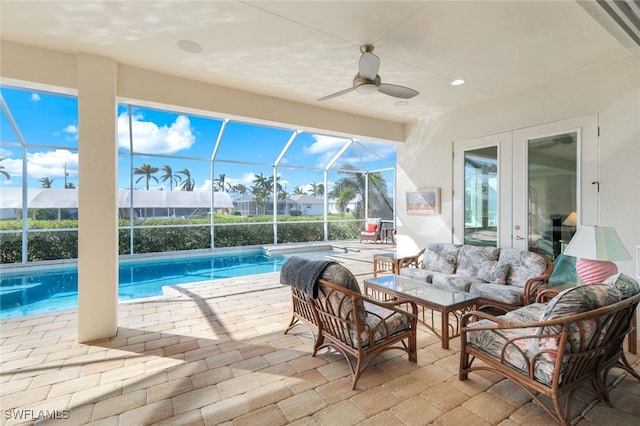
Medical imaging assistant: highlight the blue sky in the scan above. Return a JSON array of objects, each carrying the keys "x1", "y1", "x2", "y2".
[{"x1": 1, "y1": 86, "x2": 396, "y2": 195}]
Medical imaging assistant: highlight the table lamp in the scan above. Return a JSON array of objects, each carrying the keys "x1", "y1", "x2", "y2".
[{"x1": 563, "y1": 225, "x2": 631, "y2": 284}]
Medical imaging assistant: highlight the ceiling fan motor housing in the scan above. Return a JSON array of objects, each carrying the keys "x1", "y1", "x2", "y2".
[{"x1": 353, "y1": 74, "x2": 381, "y2": 93}]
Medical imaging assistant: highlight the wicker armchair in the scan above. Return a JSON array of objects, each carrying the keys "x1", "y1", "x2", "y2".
[
  {"x1": 311, "y1": 278, "x2": 418, "y2": 389},
  {"x1": 459, "y1": 283, "x2": 640, "y2": 425},
  {"x1": 359, "y1": 217, "x2": 382, "y2": 243}
]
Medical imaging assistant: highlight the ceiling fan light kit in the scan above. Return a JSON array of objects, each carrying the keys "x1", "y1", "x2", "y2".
[{"x1": 318, "y1": 44, "x2": 419, "y2": 101}]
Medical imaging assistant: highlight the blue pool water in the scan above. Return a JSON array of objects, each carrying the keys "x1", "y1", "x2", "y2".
[{"x1": 0, "y1": 250, "x2": 325, "y2": 319}]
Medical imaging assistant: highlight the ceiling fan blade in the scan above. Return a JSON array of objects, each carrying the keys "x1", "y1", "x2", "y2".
[
  {"x1": 317, "y1": 87, "x2": 355, "y2": 101},
  {"x1": 378, "y1": 83, "x2": 419, "y2": 99},
  {"x1": 359, "y1": 52, "x2": 380, "y2": 80}
]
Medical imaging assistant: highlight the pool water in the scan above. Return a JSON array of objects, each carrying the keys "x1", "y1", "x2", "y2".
[{"x1": 0, "y1": 250, "x2": 326, "y2": 318}]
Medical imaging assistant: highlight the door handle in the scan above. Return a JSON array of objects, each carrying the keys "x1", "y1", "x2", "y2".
[{"x1": 515, "y1": 236, "x2": 525, "y2": 240}]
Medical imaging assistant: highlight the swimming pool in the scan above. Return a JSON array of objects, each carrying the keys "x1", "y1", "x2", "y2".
[{"x1": 0, "y1": 248, "x2": 333, "y2": 318}]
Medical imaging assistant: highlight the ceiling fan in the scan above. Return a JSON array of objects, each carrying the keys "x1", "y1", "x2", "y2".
[{"x1": 318, "y1": 44, "x2": 419, "y2": 101}]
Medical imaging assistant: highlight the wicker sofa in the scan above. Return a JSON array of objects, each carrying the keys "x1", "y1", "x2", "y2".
[
  {"x1": 459, "y1": 273, "x2": 640, "y2": 425},
  {"x1": 399, "y1": 243, "x2": 553, "y2": 311}
]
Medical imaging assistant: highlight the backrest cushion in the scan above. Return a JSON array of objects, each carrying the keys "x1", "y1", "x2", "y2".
[
  {"x1": 421, "y1": 243, "x2": 460, "y2": 274},
  {"x1": 539, "y1": 284, "x2": 623, "y2": 321},
  {"x1": 456, "y1": 245, "x2": 500, "y2": 277},
  {"x1": 498, "y1": 248, "x2": 549, "y2": 287},
  {"x1": 366, "y1": 223, "x2": 378, "y2": 232},
  {"x1": 319, "y1": 263, "x2": 366, "y2": 323},
  {"x1": 535, "y1": 284, "x2": 623, "y2": 361},
  {"x1": 603, "y1": 273, "x2": 640, "y2": 298}
]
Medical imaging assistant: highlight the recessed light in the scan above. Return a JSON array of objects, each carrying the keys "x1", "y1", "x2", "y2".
[
  {"x1": 450, "y1": 79, "x2": 465, "y2": 86},
  {"x1": 177, "y1": 39, "x2": 202, "y2": 53}
]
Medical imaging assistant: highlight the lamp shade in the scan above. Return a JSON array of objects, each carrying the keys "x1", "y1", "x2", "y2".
[
  {"x1": 562, "y1": 211, "x2": 577, "y2": 226},
  {"x1": 564, "y1": 226, "x2": 631, "y2": 261},
  {"x1": 564, "y1": 225, "x2": 631, "y2": 284}
]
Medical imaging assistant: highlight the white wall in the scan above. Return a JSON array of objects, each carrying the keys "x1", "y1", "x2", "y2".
[{"x1": 397, "y1": 56, "x2": 640, "y2": 276}]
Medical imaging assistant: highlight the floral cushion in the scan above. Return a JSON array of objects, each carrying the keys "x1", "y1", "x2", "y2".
[
  {"x1": 351, "y1": 302, "x2": 413, "y2": 348},
  {"x1": 476, "y1": 260, "x2": 510, "y2": 284},
  {"x1": 468, "y1": 282, "x2": 525, "y2": 306},
  {"x1": 603, "y1": 273, "x2": 640, "y2": 298},
  {"x1": 320, "y1": 263, "x2": 367, "y2": 323},
  {"x1": 399, "y1": 267, "x2": 433, "y2": 283},
  {"x1": 498, "y1": 248, "x2": 549, "y2": 288},
  {"x1": 422, "y1": 243, "x2": 460, "y2": 274},
  {"x1": 432, "y1": 274, "x2": 484, "y2": 292},
  {"x1": 456, "y1": 245, "x2": 500, "y2": 277},
  {"x1": 466, "y1": 304, "x2": 556, "y2": 385},
  {"x1": 534, "y1": 284, "x2": 623, "y2": 361}
]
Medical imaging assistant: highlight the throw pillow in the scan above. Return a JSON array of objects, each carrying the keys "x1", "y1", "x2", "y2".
[
  {"x1": 603, "y1": 273, "x2": 640, "y2": 298},
  {"x1": 476, "y1": 260, "x2": 510, "y2": 284},
  {"x1": 366, "y1": 223, "x2": 377, "y2": 232}
]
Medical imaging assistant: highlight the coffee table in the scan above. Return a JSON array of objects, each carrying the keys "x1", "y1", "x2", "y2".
[{"x1": 364, "y1": 274, "x2": 479, "y2": 349}]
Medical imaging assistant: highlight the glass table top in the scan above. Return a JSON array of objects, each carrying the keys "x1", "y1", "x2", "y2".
[{"x1": 364, "y1": 274, "x2": 479, "y2": 307}]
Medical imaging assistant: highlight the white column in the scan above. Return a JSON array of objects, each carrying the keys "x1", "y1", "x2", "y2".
[{"x1": 77, "y1": 53, "x2": 118, "y2": 342}]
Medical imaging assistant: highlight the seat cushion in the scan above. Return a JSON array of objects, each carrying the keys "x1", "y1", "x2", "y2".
[
  {"x1": 399, "y1": 267, "x2": 433, "y2": 283},
  {"x1": 352, "y1": 302, "x2": 413, "y2": 348},
  {"x1": 469, "y1": 282, "x2": 525, "y2": 306},
  {"x1": 422, "y1": 243, "x2": 460, "y2": 274},
  {"x1": 432, "y1": 274, "x2": 484, "y2": 292},
  {"x1": 466, "y1": 305, "x2": 555, "y2": 385},
  {"x1": 456, "y1": 245, "x2": 500, "y2": 277}
]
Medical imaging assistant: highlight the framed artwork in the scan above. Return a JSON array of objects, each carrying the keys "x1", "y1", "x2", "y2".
[{"x1": 406, "y1": 187, "x2": 440, "y2": 215}]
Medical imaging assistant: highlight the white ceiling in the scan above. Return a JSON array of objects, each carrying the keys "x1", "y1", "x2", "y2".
[{"x1": 1, "y1": 1, "x2": 638, "y2": 126}]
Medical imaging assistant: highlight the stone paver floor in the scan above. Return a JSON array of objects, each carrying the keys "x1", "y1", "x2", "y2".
[{"x1": 1, "y1": 243, "x2": 639, "y2": 425}]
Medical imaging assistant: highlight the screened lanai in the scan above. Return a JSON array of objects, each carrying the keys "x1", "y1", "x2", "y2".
[{"x1": 0, "y1": 85, "x2": 397, "y2": 264}]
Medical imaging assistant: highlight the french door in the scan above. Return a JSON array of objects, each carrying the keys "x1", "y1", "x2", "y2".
[{"x1": 454, "y1": 115, "x2": 598, "y2": 258}]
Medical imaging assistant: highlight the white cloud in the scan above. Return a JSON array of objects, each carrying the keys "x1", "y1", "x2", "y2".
[
  {"x1": 0, "y1": 150, "x2": 78, "y2": 182},
  {"x1": 117, "y1": 113, "x2": 195, "y2": 154},
  {"x1": 63, "y1": 124, "x2": 78, "y2": 141},
  {"x1": 30, "y1": 93, "x2": 41, "y2": 102},
  {"x1": 305, "y1": 135, "x2": 351, "y2": 167}
]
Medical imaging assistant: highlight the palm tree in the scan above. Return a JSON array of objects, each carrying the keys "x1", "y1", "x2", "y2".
[
  {"x1": 252, "y1": 172, "x2": 270, "y2": 192},
  {"x1": 328, "y1": 164, "x2": 389, "y2": 218},
  {"x1": 160, "y1": 165, "x2": 181, "y2": 190},
  {"x1": 133, "y1": 163, "x2": 159, "y2": 190},
  {"x1": 293, "y1": 185, "x2": 305, "y2": 195},
  {"x1": 177, "y1": 168, "x2": 195, "y2": 191},
  {"x1": 214, "y1": 173, "x2": 231, "y2": 192},
  {"x1": 231, "y1": 183, "x2": 248, "y2": 196},
  {"x1": 39, "y1": 177, "x2": 54, "y2": 188},
  {"x1": 309, "y1": 182, "x2": 324, "y2": 198},
  {"x1": 0, "y1": 158, "x2": 10, "y2": 181}
]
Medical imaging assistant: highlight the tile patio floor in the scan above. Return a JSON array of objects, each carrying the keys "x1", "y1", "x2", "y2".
[{"x1": 1, "y1": 243, "x2": 639, "y2": 425}]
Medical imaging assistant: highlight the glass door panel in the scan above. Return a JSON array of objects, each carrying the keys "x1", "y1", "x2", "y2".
[
  {"x1": 527, "y1": 133, "x2": 577, "y2": 259},
  {"x1": 464, "y1": 147, "x2": 498, "y2": 246}
]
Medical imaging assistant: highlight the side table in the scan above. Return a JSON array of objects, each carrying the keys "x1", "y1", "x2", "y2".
[{"x1": 373, "y1": 253, "x2": 400, "y2": 277}]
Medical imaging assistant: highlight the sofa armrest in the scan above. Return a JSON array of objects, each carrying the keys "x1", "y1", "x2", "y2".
[
  {"x1": 522, "y1": 256, "x2": 554, "y2": 305},
  {"x1": 398, "y1": 248, "x2": 425, "y2": 269}
]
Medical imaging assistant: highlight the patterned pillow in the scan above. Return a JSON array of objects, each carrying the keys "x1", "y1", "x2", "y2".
[
  {"x1": 456, "y1": 245, "x2": 500, "y2": 277},
  {"x1": 603, "y1": 273, "x2": 640, "y2": 298},
  {"x1": 421, "y1": 243, "x2": 460, "y2": 274},
  {"x1": 475, "y1": 260, "x2": 510, "y2": 284}
]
